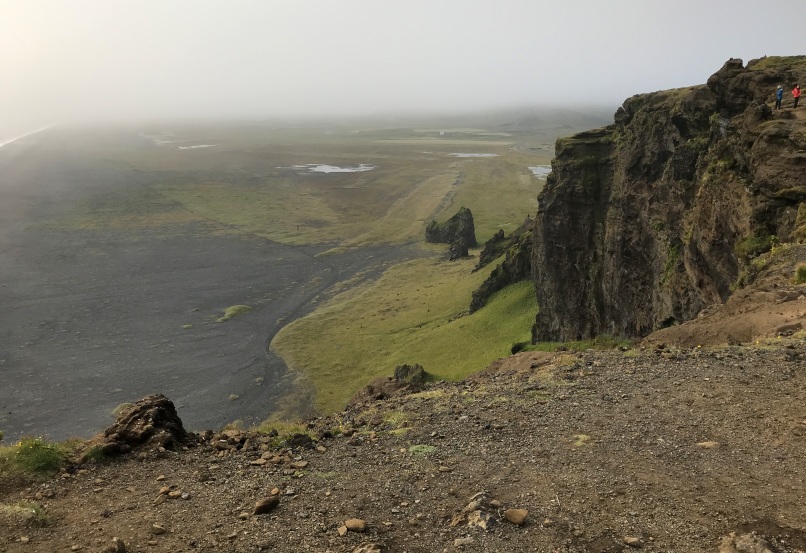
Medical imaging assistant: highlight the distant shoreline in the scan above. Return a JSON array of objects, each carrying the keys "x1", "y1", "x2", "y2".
[{"x1": 0, "y1": 125, "x2": 53, "y2": 149}]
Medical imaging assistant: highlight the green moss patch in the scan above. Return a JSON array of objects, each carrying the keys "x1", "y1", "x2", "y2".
[{"x1": 217, "y1": 304, "x2": 252, "y2": 323}]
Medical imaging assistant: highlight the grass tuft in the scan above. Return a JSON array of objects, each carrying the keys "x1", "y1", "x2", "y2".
[
  {"x1": 0, "y1": 437, "x2": 68, "y2": 476},
  {"x1": 217, "y1": 304, "x2": 252, "y2": 323},
  {"x1": 0, "y1": 501, "x2": 52, "y2": 527},
  {"x1": 408, "y1": 444, "x2": 437, "y2": 457}
]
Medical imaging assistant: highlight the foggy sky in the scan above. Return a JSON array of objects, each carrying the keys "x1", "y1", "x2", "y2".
[{"x1": 2, "y1": 0, "x2": 804, "y2": 136}]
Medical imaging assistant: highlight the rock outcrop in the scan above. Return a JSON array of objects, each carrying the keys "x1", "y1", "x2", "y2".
[
  {"x1": 470, "y1": 216, "x2": 533, "y2": 313},
  {"x1": 425, "y1": 207, "x2": 477, "y2": 260},
  {"x1": 532, "y1": 56, "x2": 806, "y2": 342},
  {"x1": 99, "y1": 394, "x2": 191, "y2": 455}
]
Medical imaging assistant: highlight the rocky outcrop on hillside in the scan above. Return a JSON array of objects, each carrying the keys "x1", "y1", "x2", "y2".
[
  {"x1": 470, "y1": 216, "x2": 533, "y2": 313},
  {"x1": 532, "y1": 56, "x2": 806, "y2": 342},
  {"x1": 94, "y1": 394, "x2": 193, "y2": 456},
  {"x1": 425, "y1": 207, "x2": 477, "y2": 260}
]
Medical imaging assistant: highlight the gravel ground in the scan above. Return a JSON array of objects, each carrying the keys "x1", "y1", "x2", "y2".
[{"x1": 2, "y1": 337, "x2": 805, "y2": 553}]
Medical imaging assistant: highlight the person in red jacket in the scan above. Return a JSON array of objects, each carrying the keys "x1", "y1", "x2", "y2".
[{"x1": 793, "y1": 84, "x2": 801, "y2": 108}]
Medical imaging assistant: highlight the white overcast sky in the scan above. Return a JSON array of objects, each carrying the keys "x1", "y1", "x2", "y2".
[{"x1": 1, "y1": 0, "x2": 804, "y2": 135}]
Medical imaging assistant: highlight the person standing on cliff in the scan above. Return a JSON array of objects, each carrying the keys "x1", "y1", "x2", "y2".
[
  {"x1": 793, "y1": 84, "x2": 801, "y2": 108},
  {"x1": 775, "y1": 85, "x2": 784, "y2": 109}
]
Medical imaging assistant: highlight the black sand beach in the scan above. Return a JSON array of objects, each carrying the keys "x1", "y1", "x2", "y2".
[{"x1": 0, "y1": 129, "x2": 415, "y2": 440}]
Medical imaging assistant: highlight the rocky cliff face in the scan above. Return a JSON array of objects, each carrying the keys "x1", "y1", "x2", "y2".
[{"x1": 532, "y1": 56, "x2": 806, "y2": 342}]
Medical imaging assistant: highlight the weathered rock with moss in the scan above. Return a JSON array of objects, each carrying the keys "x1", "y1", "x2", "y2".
[
  {"x1": 99, "y1": 394, "x2": 191, "y2": 455},
  {"x1": 425, "y1": 207, "x2": 477, "y2": 253},
  {"x1": 470, "y1": 217, "x2": 533, "y2": 313},
  {"x1": 532, "y1": 56, "x2": 806, "y2": 341}
]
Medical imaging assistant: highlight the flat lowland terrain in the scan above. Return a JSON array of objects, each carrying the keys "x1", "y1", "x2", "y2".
[{"x1": 0, "y1": 118, "x2": 568, "y2": 440}]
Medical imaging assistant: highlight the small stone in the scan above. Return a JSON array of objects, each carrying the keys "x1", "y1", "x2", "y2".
[
  {"x1": 106, "y1": 537, "x2": 126, "y2": 553},
  {"x1": 153, "y1": 494, "x2": 166, "y2": 505},
  {"x1": 71, "y1": 546, "x2": 82, "y2": 552},
  {"x1": 467, "y1": 510, "x2": 492, "y2": 530},
  {"x1": 151, "y1": 524, "x2": 166, "y2": 535},
  {"x1": 159, "y1": 486, "x2": 171, "y2": 495},
  {"x1": 271, "y1": 487, "x2": 280, "y2": 495},
  {"x1": 19, "y1": 536, "x2": 30, "y2": 543},
  {"x1": 254, "y1": 497, "x2": 280, "y2": 515},
  {"x1": 352, "y1": 543, "x2": 384, "y2": 553},
  {"x1": 454, "y1": 536, "x2": 475, "y2": 546},
  {"x1": 437, "y1": 466, "x2": 452, "y2": 473},
  {"x1": 168, "y1": 490, "x2": 182, "y2": 499},
  {"x1": 226, "y1": 532, "x2": 238, "y2": 540},
  {"x1": 345, "y1": 518, "x2": 367, "y2": 532},
  {"x1": 156, "y1": 475, "x2": 166, "y2": 481},
  {"x1": 338, "y1": 525, "x2": 348, "y2": 537},
  {"x1": 695, "y1": 441, "x2": 720, "y2": 448},
  {"x1": 489, "y1": 499, "x2": 503, "y2": 508},
  {"x1": 180, "y1": 492, "x2": 191, "y2": 500},
  {"x1": 250, "y1": 458, "x2": 267, "y2": 466},
  {"x1": 284, "y1": 488, "x2": 296, "y2": 496},
  {"x1": 542, "y1": 518, "x2": 555, "y2": 527},
  {"x1": 316, "y1": 445, "x2": 327, "y2": 453},
  {"x1": 504, "y1": 508, "x2": 528, "y2": 526},
  {"x1": 624, "y1": 536, "x2": 643, "y2": 547},
  {"x1": 291, "y1": 460, "x2": 309, "y2": 469}
]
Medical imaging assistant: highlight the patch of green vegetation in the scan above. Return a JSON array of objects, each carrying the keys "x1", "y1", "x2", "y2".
[
  {"x1": 254, "y1": 420, "x2": 315, "y2": 448},
  {"x1": 408, "y1": 444, "x2": 437, "y2": 457},
  {"x1": 383, "y1": 411, "x2": 409, "y2": 428},
  {"x1": 735, "y1": 233, "x2": 777, "y2": 262},
  {"x1": 525, "y1": 335, "x2": 630, "y2": 353},
  {"x1": 272, "y1": 259, "x2": 536, "y2": 413},
  {"x1": 795, "y1": 264, "x2": 806, "y2": 285},
  {"x1": 0, "y1": 438, "x2": 68, "y2": 476},
  {"x1": 111, "y1": 403, "x2": 133, "y2": 418},
  {"x1": 0, "y1": 501, "x2": 51, "y2": 527},
  {"x1": 747, "y1": 55, "x2": 806, "y2": 70},
  {"x1": 217, "y1": 304, "x2": 252, "y2": 323},
  {"x1": 663, "y1": 243, "x2": 681, "y2": 283},
  {"x1": 80, "y1": 445, "x2": 113, "y2": 464},
  {"x1": 794, "y1": 204, "x2": 806, "y2": 243},
  {"x1": 572, "y1": 434, "x2": 591, "y2": 447}
]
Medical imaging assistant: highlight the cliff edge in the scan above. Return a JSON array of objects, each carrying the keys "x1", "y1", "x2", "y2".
[{"x1": 532, "y1": 56, "x2": 806, "y2": 342}]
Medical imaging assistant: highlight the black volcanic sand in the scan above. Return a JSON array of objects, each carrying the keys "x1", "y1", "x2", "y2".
[{"x1": 0, "y1": 130, "x2": 420, "y2": 441}]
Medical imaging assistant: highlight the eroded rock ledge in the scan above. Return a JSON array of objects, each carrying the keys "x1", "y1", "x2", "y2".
[{"x1": 532, "y1": 56, "x2": 806, "y2": 342}]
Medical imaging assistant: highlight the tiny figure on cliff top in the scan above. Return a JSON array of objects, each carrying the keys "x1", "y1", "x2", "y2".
[
  {"x1": 793, "y1": 84, "x2": 801, "y2": 108},
  {"x1": 775, "y1": 85, "x2": 784, "y2": 109}
]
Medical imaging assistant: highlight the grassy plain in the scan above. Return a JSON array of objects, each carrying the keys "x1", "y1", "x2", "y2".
[
  {"x1": 272, "y1": 258, "x2": 537, "y2": 413},
  {"x1": 54, "y1": 124, "x2": 550, "y2": 246}
]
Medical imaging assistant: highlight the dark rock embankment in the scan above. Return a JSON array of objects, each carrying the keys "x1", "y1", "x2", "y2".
[
  {"x1": 532, "y1": 56, "x2": 806, "y2": 342},
  {"x1": 425, "y1": 206, "x2": 477, "y2": 260},
  {"x1": 470, "y1": 216, "x2": 533, "y2": 313}
]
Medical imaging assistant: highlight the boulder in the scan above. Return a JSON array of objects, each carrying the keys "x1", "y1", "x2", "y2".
[{"x1": 100, "y1": 394, "x2": 190, "y2": 455}]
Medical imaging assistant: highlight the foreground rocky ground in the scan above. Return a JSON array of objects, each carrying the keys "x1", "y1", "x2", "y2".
[{"x1": 1, "y1": 327, "x2": 805, "y2": 552}]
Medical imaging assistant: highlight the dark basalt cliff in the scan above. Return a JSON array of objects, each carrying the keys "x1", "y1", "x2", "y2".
[{"x1": 532, "y1": 56, "x2": 806, "y2": 342}]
